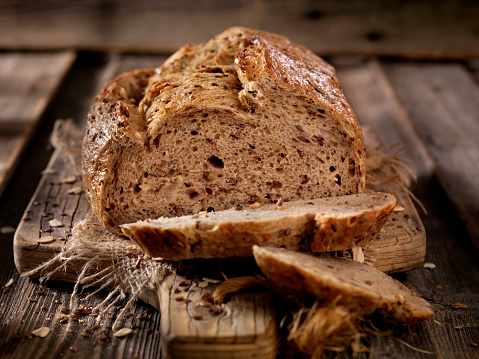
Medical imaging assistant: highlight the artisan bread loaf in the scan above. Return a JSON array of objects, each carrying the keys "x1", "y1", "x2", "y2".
[
  {"x1": 82, "y1": 27, "x2": 366, "y2": 235},
  {"x1": 121, "y1": 192, "x2": 396, "y2": 260},
  {"x1": 252, "y1": 246, "x2": 433, "y2": 325}
]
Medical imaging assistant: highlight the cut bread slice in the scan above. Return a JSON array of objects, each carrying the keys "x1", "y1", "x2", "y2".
[
  {"x1": 121, "y1": 192, "x2": 396, "y2": 260},
  {"x1": 252, "y1": 246, "x2": 433, "y2": 325}
]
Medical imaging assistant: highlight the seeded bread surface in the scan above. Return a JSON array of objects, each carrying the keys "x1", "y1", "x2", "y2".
[
  {"x1": 253, "y1": 246, "x2": 433, "y2": 325},
  {"x1": 82, "y1": 27, "x2": 366, "y2": 235},
  {"x1": 120, "y1": 192, "x2": 395, "y2": 260}
]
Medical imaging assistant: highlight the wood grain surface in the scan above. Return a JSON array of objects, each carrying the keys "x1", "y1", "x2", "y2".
[
  {"x1": 1, "y1": 52, "x2": 479, "y2": 358},
  {"x1": 383, "y1": 62, "x2": 479, "y2": 253},
  {"x1": 0, "y1": 51, "x2": 76, "y2": 197},
  {"x1": 0, "y1": 0, "x2": 478, "y2": 59}
]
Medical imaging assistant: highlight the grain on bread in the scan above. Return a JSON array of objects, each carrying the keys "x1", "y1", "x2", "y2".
[
  {"x1": 121, "y1": 192, "x2": 396, "y2": 260},
  {"x1": 252, "y1": 246, "x2": 433, "y2": 325},
  {"x1": 82, "y1": 27, "x2": 366, "y2": 235}
]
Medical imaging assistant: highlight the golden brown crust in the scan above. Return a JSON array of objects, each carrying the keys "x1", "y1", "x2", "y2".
[{"x1": 82, "y1": 69, "x2": 155, "y2": 233}]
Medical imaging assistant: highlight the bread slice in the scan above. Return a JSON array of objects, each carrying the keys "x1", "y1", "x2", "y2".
[
  {"x1": 82, "y1": 27, "x2": 366, "y2": 235},
  {"x1": 252, "y1": 246, "x2": 433, "y2": 325},
  {"x1": 120, "y1": 192, "x2": 396, "y2": 260}
]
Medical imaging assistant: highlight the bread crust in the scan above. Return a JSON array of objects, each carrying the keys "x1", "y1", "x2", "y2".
[
  {"x1": 253, "y1": 246, "x2": 433, "y2": 325},
  {"x1": 121, "y1": 193, "x2": 396, "y2": 260},
  {"x1": 82, "y1": 27, "x2": 366, "y2": 235}
]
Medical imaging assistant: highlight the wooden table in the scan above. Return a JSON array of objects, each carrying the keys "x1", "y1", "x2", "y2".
[{"x1": 1, "y1": 1, "x2": 479, "y2": 358}]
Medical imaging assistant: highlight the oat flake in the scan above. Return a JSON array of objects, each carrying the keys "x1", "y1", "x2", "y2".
[
  {"x1": 114, "y1": 328, "x2": 133, "y2": 337},
  {"x1": 49, "y1": 219, "x2": 64, "y2": 227},
  {"x1": 67, "y1": 187, "x2": 83, "y2": 195},
  {"x1": 62, "y1": 176, "x2": 77, "y2": 184},
  {"x1": 32, "y1": 327, "x2": 50, "y2": 338},
  {"x1": 36, "y1": 236, "x2": 55, "y2": 244}
]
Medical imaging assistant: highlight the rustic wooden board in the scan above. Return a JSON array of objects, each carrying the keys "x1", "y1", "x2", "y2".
[
  {"x1": 382, "y1": 62, "x2": 479, "y2": 253},
  {"x1": 0, "y1": 0, "x2": 478, "y2": 59},
  {"x1": 155, "y1": 270, "x2": 277, "y2": 359},
  {"x1": 0, "y1": 51, "x2": 76, "y2": 198}
]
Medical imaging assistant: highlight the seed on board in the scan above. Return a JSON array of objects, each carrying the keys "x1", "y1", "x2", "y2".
[
  {"x1": 69, "y1": 346, "x2": 78, "y2": 352},
  {"x1": 36, "y1": 236, "x2": 55, "y2": 244},
  {"x1": 114, "y1": 328, "x2": 132, "y2": 338},
  {"x1": 451, "y1": 302, "x2": 468, "y2": 309},
  {"x1": 49, "y1": 219, "x2": 64, "y2": 227},
  {"x1": 59, "y1": 306, "x2": 69, "y2": 313},
  {"x1": 62, "y1": 176, "x2": 77, "y2": 184},
  {"x1": 67, "y1": 187, "x2": 83, "y2": 195},
  {"x1": 31, "y1": 327, "x2": 50, "y2": 338},
  {"x1": 198, "y1": 281, "x2": 209, "y2": 288}
]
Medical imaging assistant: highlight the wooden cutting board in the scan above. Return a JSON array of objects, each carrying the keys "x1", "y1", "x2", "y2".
[{"x1": 13, "y1": 125, "x2": 425, "y2": 358}]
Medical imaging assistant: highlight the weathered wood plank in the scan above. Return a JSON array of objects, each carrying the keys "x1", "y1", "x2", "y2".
[
  {"x1": 0, "y1": 51, "x2": 76, "y2": 198},
  {"x1": 0, "y1": 0, "x2": 478, "y2": 59},
  {"x1": 382, "y1": 62, "x2": 479, "y2": 253},
  {"x1": 1, "y1": 54, "x2": 168, "y2": 359},
  {"x1": 402, "y1": 176, "x2": 479, "y2": 359},
  {"x1": 335, "y1": 58, "x2": 435, "y2": 179},
  {"x1": 156, "y1": 270, "x2": 277, "y2": 359},
  {"x1": 335, "y1": 58, "x2": 479, "y2": 358},
  {"x1": 334, "y1": 58, "x2": 434, "y2": 273}
]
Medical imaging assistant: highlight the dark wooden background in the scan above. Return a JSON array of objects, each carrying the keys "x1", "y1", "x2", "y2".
[{"x1": 1, "y1": 1, "x2": 479, "y2": 358}]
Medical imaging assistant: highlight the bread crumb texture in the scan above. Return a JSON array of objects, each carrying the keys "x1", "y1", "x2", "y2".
[{"x1": 82, "y1": 27, "x2": 366, "y2": 235}]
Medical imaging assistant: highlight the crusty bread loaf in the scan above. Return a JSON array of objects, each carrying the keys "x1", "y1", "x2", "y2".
[
  {"x1": 82, "y1": 27, "x2": 366, "y2": 235},
  {"x1": 252, "y1": 246, "x2": 433, "y2": 325},
  {"x1": 121, "y1": 192, "x2": 395, "y2": 260}
]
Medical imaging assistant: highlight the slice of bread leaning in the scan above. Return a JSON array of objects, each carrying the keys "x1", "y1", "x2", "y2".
[
  {"x1": 82, "y1": 27, "x2": 366, "y2": 236},
  {"x1": 121, "y1": 192, "x2": 396, "y2": 260},
  {"x1": 252, "y1": 246, "x2": 433, "y2": 325}
]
